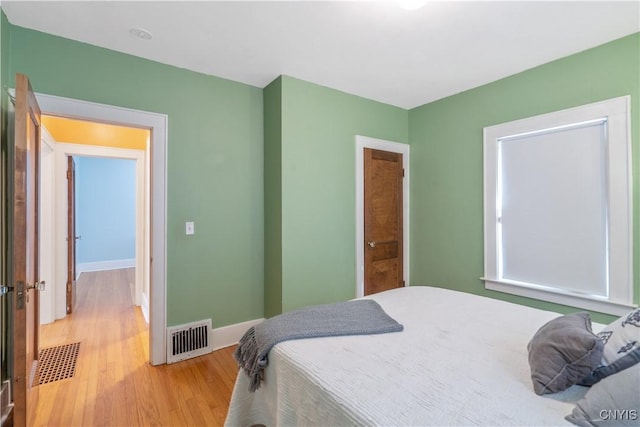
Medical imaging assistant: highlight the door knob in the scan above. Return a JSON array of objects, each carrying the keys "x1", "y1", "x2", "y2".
[
  {"x1": 27, "y1": 281, "x2": 46, "y2": 292},
  {"x1": 367, "y1": 241, "x2": 376, "y2": 248}
]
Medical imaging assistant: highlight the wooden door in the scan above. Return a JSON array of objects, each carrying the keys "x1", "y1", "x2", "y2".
[
  {"x1": 11, "y1": 73, "x2": 42, "y2": 427},
  {"x1": 364, "y1": 148, "x2": 403, "y2": 295},
  {"x1": 66, "y1": 156, "x2": 77, "y2": 314}
]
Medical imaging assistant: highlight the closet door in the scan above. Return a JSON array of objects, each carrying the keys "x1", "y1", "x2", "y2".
[{"x1": 364, "y1": 148, "x2": 403, "y2": 295}]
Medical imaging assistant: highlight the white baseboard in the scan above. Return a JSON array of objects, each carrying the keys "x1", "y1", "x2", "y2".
[
  {"x1": 77, "y1": 258, "x2": 136, "y2": 275},
  {"x1": 211, "y1": 318, "x2": 264, "y2": 351}
]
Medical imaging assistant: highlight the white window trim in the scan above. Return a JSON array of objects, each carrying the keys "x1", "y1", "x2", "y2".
[{"x1": 483, "y1": 96, "x2": 635, "y2": 316}]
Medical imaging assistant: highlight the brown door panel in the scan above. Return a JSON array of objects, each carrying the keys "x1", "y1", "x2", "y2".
[
  {"x1": 12, "y1": 73, "x2": 41, "y2": 427},
  {"x1": 370, "y1": 241, "x2": 398, "y2": 262},
  {"x1": 367, "y1": 259, "x2": 401, "y2": 295},
  {"x1": 67, "y1": 156, "x2": 76, "y2": 314},
  {"x1": 364, "y1": 148, "x2": 403, "y2": 295}
]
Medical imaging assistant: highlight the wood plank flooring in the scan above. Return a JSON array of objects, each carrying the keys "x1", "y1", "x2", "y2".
[{"x1": 34, "y1": 268, "x2": 238, "y2": 427}]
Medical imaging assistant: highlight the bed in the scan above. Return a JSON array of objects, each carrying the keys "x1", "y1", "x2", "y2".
[{"x1": 225, "y1": 286, "x2": 615, "y2": 426}]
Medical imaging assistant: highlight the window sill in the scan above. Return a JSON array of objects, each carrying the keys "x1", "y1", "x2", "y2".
[{"x1": 481, "y1": 278, "x2": 636, "y2": 317}]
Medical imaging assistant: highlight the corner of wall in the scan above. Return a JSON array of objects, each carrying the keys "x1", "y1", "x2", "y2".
[{"x1": 263, "y1": 74, "x2": 283, "y2": 318}]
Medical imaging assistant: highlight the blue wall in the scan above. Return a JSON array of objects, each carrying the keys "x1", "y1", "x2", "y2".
[{"x1": 76, "y1": 156, "x2": 136, "y2": 264}]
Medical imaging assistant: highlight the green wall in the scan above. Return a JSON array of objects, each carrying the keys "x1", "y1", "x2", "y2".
[
  {"x1": 409, "y1": 33, "x2": 640, "y2": 324},
  {"x1": 0, "y1": 11, "x2": 10, "y2": 153},
  {"x1": 7, "y1": 23, "x2": 265, "y2": 328},
  {"x1": 1, "y1": 12, "x2": 7, "y2": 89},
  {"x1": 264, "y1": 75, "x2": 408, "y2": 316},
  {"x1": 1, "y1": 11, "x2": 10, "y2": 150},
  {"x1": 263, "y1": 77, "x2": 283, "y2": 317},
  {"x1": 276, "y1": 76, "x2": 408, "y2": 313},
  {"x1": 3, "y1": 10, "x2": 638, "y2": 329}
]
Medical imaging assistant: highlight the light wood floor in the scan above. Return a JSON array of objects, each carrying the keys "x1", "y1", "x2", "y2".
[{"x1": 35, "y1": 268, "x2": 238, "y2": 427}]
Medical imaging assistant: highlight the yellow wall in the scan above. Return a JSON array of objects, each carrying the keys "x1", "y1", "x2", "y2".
[{"x1": 42, "y1": 115, "x2": 149, "y2": 150}]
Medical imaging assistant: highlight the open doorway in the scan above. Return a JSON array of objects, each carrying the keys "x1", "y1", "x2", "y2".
[
  {"x1": 71, "y1": 155, "x2": 138, "y2": 306},
  {"x1": 40, "y1": 116, "x2": 149, "y2": 324},
  {"x1": 34, "y1": 92, "x2": 167, "y2": 366}
]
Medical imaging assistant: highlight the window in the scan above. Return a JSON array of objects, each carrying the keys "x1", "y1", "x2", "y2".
[{"x1": 483, "y1": 96, "x2": 634, "y2": 315}]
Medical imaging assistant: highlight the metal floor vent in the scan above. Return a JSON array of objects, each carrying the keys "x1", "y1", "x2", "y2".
[
  {"x1": 166, "y1": 319, "x2": 213, "y2": 364},
  {"x1": 36, "y1": 342, "x2": 80, "y2": 385}
]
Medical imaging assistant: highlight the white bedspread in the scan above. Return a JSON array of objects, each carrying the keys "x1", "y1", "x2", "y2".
[{"x1": 225, "y1": 286, "x2": 602, "y2": 426}]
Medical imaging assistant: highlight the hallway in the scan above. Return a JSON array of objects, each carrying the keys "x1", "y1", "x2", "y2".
[{"x1": 35, "y1": 269, "x2": 237, "y2": 426}]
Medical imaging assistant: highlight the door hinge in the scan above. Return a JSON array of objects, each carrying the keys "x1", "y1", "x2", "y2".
[
  {"x1": 67, "y1": 169, "x2": 71, "y2": 179},
  {"x1": 402, "y1": 168, "x2": 405, "y2": 178}
]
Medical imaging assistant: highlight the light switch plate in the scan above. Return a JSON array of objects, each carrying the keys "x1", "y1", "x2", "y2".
[{"x1": 185, "y1": 221, "x2": 195, "y2": 235}]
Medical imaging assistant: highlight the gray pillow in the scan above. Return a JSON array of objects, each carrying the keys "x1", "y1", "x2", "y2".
[
  {"x1": 527, "y1": 312, "x2": 604, "y2": 395},
  {"x1": 566, "y1": 364, "x2": 640, "y2": 426}
]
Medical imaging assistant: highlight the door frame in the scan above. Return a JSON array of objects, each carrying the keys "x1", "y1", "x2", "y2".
[
  {"x1": 38, "y1": 127, "x2": 56, "y2": 325},
  {"x1": 54, "y1": 145, "x2": 145, "y2": 316},
  {"x1": 355, "y1": 135, "x2": 410, "y2": 298},
  {"x1": 34, "y1": 92, "x2": 168, "y2": 365}
]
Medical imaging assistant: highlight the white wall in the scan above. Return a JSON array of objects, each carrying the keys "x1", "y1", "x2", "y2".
[{"x1": 39, "y1": 126, "x2": 56, "y2": 324}]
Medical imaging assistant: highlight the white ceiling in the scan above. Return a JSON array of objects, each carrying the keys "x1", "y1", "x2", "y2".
[{"x1": 3, "y1": 1, "x2": 639, "y2": 109}]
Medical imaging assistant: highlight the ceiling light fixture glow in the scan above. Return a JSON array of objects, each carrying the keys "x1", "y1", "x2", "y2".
[
  {"x1": 130, "y1": 28, "x2": 153, "y2": 41},
  {"x1": 397, "y1": 0, "x2": 426, "y2": 11}
]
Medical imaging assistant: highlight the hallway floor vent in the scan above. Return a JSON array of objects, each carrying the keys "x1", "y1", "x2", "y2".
[
  {"x1": 37, "y1": 342, "x2": 80, "y2": 385},
  {"x1": 167, "y1": 319, "x2": 213, "y2": 364}
]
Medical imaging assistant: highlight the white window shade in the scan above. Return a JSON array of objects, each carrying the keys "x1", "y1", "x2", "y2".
[
  {"x1": 483, "y1": 96, "x2": 634, "y2": 316},
  {"x1": 498, "y1": 121, "x2": 608, "y2": 297}
]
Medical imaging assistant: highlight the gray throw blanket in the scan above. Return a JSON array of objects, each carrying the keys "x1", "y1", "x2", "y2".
[{"x1": 234, "y1": 299, "x2": 404, "y2": 392}]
